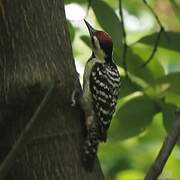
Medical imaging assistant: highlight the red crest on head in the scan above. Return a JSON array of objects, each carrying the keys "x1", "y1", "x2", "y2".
[{"x1": 95, "y1": 31, "x2": 112, "y2": 45}]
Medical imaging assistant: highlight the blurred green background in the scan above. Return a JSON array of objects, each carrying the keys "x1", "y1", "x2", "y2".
[{"x1": 65, "y1": 0, "x2": 180, "y2": 179}]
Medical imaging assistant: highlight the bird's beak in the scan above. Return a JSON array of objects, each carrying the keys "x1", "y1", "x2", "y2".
[{"x1": 84, "y1": 19, "x2": 96, "y2": 38}]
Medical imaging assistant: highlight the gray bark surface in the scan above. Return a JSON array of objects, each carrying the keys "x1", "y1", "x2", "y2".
[{"x1": 0, "y1": 0, "x2": 104, "y2": 179}]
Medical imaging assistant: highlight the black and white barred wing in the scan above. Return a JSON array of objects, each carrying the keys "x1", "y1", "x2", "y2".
[{"x1": 90, "y1": 63, "x2": 121, "y2": 141}]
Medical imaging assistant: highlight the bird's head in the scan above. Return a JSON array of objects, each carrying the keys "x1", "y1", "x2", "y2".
[{"x1": 84, "y1": 20, "x2": 113, "y2": 62}]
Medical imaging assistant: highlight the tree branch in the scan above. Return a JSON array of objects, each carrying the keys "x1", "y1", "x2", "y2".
[
  {"x1": 143, "y1": 0, "x2": 163, "y2": 28},
  {"x1": 141, "y1": 0, "x2": 169, "y2": 67},
  {"x1": 119, "y1": 0, "x2": 128, "y2": 76},
  {"x1": 0, "y1": 82, "x2": 56, "y2": 180},
  {"x1": 144, "y1": 109, "x2": 180, "y2": 180}
]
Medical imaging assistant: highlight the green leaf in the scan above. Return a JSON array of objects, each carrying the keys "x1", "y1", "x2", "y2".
[
  {"x1": 91, "y1": 0, "x2": 122, "y2": 48},
  {"x1": 157, "y1": 73, "x2": 180, "y2": 94},
  {"x1": 80, "y1": 35, "x2": 91, "y2": 48},
  {"x1": 116, "y1": 170, "x2": 144, "y2": 180},
  {"x1": 126, "y1": 48, "x2": 155, "y2": 83},
  {"x1": 144, "y1": 73, "x2": 180, "y2": 99},
  {"x1": 67, "y1": 20, "x2": 75, "y2": 42},
  {"x1": 119, "y1": 76, "x2": 139, "y2": 98},
  {"x1": 165, "y1": 92, "x2": 180, "y2": 107},
  {"x1": 143, "y1": 73, "x2": 180, "y2": 99},
  {"x1": 64, "y1": 0, "x2": 86, "y2": 4},
  {"x1": 110, "y1": 96, "x2": 157, "y2": 140},
  {"x1": 171, "y1": 0, "x2": 180, "y2": 21},
  {"x1": 113, "y1": 47, "x2": 121, "y2": 65},
  {"x1": 144, "y1": 83, "x2": 170, "y2": 99},
  {"x1": 157, "y1": 48, "x2": 180, "y2": 74},
  {"x1": 132, "y1": 44, "x2": 165, "y2": 80},
  {"x1": 139, "y1": 32, "x2": 180, "y2": 52}
]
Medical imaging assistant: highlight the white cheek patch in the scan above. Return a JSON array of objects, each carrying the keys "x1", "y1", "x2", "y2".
[
  {"x1": 93, "y1": 36, "x2": 101, "y2": 50},
  {"x1": 93, "y1": 36, "x2": 106, "y2": 61}
]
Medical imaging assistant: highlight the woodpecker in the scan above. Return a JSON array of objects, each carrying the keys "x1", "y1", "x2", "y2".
[{"x1": 81, "y1": 20, "x2": 121, "y2": 168}]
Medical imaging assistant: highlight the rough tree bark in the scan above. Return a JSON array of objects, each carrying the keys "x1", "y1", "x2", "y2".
[{"x1": 0, "y1": 0, "x2": 104, "y2": 179}]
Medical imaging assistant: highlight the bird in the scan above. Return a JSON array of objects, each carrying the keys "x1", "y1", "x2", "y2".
[{"x1": 80, "y1": 19, "x2": 121, "y2": 169}]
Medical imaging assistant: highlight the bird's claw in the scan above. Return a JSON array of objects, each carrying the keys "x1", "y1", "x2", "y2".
[{"x1": 71, "y1": 87, "x2": 81, "y2": 107}]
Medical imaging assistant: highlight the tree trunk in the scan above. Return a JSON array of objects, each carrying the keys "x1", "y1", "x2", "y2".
[{"x1": 0, "y1": 0, "x2": 104, "y2": 179}]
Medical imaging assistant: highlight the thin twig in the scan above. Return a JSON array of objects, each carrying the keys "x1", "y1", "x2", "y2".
[
  {"x1": 119, "y1": 0, "x2": 128, "y2": 76},
  {"x1": 0, "y1": 82, "x2": 56, "y2": 180},
  {"x1": 143, "y1": 0, "x2": 163, "y2": 27},
  {"x1": 144, "y1": 108, "x2": 180, "y2": 180},
  {"x1": 142, "y1": 0, "x2": 169, "y2": 67},
  {"x1": 141, "y1": 27, "x2": 163, "y2": 67},
  {"x1": 143, "y1": 0, "x2": 169, "y2": 42}
]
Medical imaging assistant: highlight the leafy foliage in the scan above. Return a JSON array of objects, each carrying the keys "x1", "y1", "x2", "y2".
[
  {"x1": 110, "y1": 95, "x2": 157, "y2": 140},
  {"x1": 171, "y1": 0, "x2": 180, "y2": 21},
  {"x1": 66, "y1": 0, "x2": 180, "y2": 178},
  {"x1": 90, "y1": 0, "x2": 123, "y2": 48},
  {"x1": 139, "y1": 31, "x2": 180, "y2": 52}
]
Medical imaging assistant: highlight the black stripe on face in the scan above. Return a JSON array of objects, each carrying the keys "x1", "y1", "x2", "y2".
[
  {"x1": 99, "y1": 41, "x2": 113, "y2": 61},
  {"x1": 91, "y1": 37, "x2": 96, "y2": 49}
]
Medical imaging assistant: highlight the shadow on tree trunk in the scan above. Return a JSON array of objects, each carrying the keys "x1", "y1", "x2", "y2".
[{"x1": 0, "y1": 0, "x2": 104, "y2": 179}]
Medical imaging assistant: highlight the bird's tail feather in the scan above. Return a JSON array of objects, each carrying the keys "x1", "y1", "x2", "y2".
[{"x1": 82, "y1": 126, "x2": 99, "y2": 170}]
